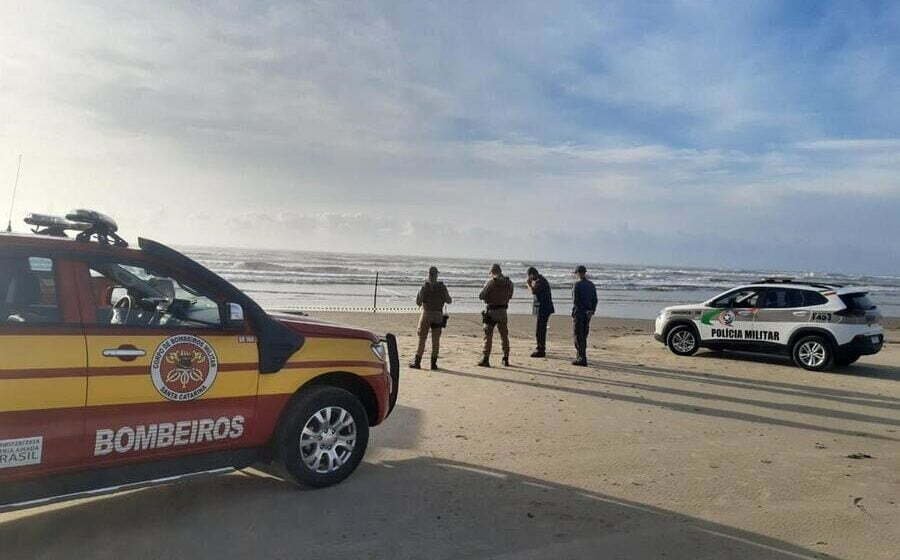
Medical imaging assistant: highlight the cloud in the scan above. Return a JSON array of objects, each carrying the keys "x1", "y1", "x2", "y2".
[{"x1": 0, "y1": 1, "x2": 898, "y2": 273}]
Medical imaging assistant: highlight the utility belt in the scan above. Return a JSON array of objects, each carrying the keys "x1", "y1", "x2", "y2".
[
  {"x1": 423, "y1": 309, "x2": 449, "y2": 329},
  {"x1": 482, "y1": 304, "x2": 508, "y2": 326}
]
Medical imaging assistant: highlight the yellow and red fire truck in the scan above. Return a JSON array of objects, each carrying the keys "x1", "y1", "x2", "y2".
[{"x1": 0, "y1": 210, "x2": 399, "y2": 507}]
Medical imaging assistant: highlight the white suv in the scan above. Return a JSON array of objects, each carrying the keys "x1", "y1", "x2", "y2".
[{"x1": 654, "y1": 279, "x2": 885, "y2": 371}]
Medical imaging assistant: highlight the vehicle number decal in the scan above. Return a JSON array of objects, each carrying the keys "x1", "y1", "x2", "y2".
[
  {"x1": 0, "y1": 436, "x2": 43, "y2": 469},
  {"x1": 150, "y1": 335, "x2": 219, "y2": 402},
  {"x1": 811, "y1": 312, "x2": 832, "y2": 322}
]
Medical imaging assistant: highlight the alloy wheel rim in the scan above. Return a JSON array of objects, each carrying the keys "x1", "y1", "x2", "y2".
[
  {"x1": 798, "y1": 341, "x2": 826, "y2": 367},
  {"x1": 672, "y1": 330, "x2": 695, "y2": 353},
  {"x1": 299, "y1": 406, "x2": 357, "y2": 474}
]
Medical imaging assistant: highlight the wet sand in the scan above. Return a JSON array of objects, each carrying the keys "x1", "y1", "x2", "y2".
[{"x1": 1, "y1": 313, "x2": 898, "y2": 560}]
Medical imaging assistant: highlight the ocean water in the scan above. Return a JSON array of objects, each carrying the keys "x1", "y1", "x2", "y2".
[{"x1": 182, "y1": 246, "x2": 900, "y2": 320}]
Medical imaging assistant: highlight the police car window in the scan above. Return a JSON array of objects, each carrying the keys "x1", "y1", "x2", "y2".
[
  {"x1": 760, "y1": 288, "x2": 804, "y2": 309},
  {"x1": 0, "y1": 256, "x2": 61, "y2": 324},
  {"x1": 712, "y1": 289, "x2": 761, "y2": 308},
  {"x1": 801, "y1": 291, "x2": 828, "y2": 307},
  {"x1": 88, "y1": 262, "x2": 222, "y2": 328}
]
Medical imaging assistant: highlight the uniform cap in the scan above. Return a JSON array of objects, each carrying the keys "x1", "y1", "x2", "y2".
[
  {"x1": 428, "y1": 266, "x2": 439, "y2": 275},
  {"x1": 490, "y1": 263, "x2": 502, "y2": 274},
  {"x1": 574, "y1": 265, "x2": 587, "y2": 275}
]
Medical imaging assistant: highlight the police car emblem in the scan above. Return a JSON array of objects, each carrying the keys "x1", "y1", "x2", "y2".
[
  {"x1": 720, "y1": 310, "x2": 736, "y2": 326},
  {"x1": 150, "y1": 335, "x2": 219, "y2": 401}
]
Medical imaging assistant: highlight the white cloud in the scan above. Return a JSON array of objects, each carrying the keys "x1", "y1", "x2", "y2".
[{"x1": 0, "y1": 1, "x2": 898, "y2": 272}]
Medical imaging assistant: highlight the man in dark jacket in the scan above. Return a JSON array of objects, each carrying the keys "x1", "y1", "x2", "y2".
[
  {"x1": 410, "y1": 266, "x2": 452, "y2": 370},
  {"x1": 478, "y1": 263, "x2": 514, "y2": 367},
  {"x1": 571, "y1": 265, "x2": 598, "y2": 366},
  {"x1": 526, "y1": 266, "x2": 554, "y2": 358}
]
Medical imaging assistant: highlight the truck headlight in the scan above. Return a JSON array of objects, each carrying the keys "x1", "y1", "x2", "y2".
[{"x1": 371, "y1": 342, "x2": 387, "y2": 362}]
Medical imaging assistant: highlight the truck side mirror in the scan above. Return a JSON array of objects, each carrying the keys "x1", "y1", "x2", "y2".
[{"x1": 225, "y1": 302, "x2": 245, "y2": 329}]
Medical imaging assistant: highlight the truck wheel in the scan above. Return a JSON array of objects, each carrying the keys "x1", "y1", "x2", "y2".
[
  {"x1": 276, "y1": 386, "x2": 369, "y2": 488},
  {"x1": 792, "y1": 336, "x2": 834, "y2": 371},
  {"x1": 667, "y1": 325, "x2": 699, "y2": 356}
]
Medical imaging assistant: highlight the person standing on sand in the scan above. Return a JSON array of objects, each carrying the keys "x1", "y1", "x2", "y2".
[
  {"x1": 526, "y1": 266, "x2": 554, "y2": 358},
  {"x1": 478, "y1": 263, "x2": 514, "y2": 368},
  {"x1": 571, "y1": 265, "x2": 598, "y2": 366},
  {"x1": 410, "y1": 266, "x2": 452, "y2": 370}
]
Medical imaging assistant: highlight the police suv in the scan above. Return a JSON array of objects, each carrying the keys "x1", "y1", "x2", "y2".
[
  {"x1": 1, "y1": 210, "x2": 400, "y2": 509},
  {"x1": 654, "y1": 278, "x2": 884, "y2": 371}
]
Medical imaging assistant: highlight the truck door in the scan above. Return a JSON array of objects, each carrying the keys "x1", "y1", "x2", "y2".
[
  {"x1": 74, "y1": 257, "x2": 259, "y2": 468},
  {"x1": 0, "y1": 253, "x2": 87, "y2": 484}
]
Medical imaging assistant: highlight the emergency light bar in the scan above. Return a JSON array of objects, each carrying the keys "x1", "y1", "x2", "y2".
[
  {"x1": 24, "y1": 213, "x2": 91, "y2": 237},
  {"x1": 66, "y1": 209, "x2": 119, "y2": 233},
  {"x1": 65, "y1": 209, "x2": 127, "y2": 247}
]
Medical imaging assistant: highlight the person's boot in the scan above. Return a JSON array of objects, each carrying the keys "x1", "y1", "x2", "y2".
[
  {"x1": 530, "y1": 350, "x2": 546, "y2": 358},
  {"x1": 502, "y1": 355, "x2": 510, "y2": 367},
  {"x1": 572, "y1": 357, "x2": 587, "y2": 367},
  {"x1": 477, "y1": 356, "x2": 491, "y2": 368},
  {"x1": 409, "y1": 355, "x2": 422, "y2": 369},
  {"x1": 430, "y1": 356, "x2": 439, "y2": 370}
]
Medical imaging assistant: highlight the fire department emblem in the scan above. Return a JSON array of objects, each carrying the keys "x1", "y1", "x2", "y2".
[{"x1": 150, "y1": 335, "x2": 219, "y2": 402}]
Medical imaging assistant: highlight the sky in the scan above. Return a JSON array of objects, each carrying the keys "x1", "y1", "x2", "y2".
[{"x1": 1, "y1": 1, "x2": 899, "y2": 274}]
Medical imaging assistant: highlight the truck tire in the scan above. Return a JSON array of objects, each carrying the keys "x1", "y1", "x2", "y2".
[
  {"x1": 276, "y1": 386, "x2": 369, "y2": 488},
  {"x1": 666, "y1": 324, "x2": 699, "y2": 356},
  {"x1": 792, "y1": 335, "x2": 834, "y2": 371}
]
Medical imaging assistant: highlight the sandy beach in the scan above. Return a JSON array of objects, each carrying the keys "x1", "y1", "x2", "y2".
[{"x1": 1, "y1": 312, "x2": 898, "y2": 560}]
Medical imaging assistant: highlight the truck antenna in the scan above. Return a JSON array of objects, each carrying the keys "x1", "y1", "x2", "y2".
[{"x1": 6, "y1": 154, "x2": 23, "y2": 233}]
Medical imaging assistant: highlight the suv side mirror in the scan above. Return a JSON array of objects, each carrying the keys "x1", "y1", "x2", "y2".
[{"x1": 225, "y1": 302, "x2": 245, "y2": 329}]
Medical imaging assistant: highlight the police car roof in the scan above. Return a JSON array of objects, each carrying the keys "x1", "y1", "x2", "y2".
[{"x1": 743, "y1": 282, "x2": 869, "y2": 294}]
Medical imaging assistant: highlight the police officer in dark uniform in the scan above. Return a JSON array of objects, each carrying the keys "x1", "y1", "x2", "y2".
[
  {"x1": 410, "y1": 266, "x2": 452, "y2": 370},
  {"x1": 571, "y1": 265, "x2": 598, "y2": 366},
  {"x1": 526, "y1": 266, "x2": 554, "y2": 357}
]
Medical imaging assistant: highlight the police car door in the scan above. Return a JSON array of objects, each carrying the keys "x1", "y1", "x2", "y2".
[
  {"x1": 701, "y1": 288, "x2": 760, "y2": 347},
  {"x1": 754, "y1": 288, "x2": 803, "y2": 348},
  {"x1": 77, "y1": 258, "x2": 258, "y2": 467},
  {"x1": 0, "y1": 253, "x2": 87, "y2": 483}
]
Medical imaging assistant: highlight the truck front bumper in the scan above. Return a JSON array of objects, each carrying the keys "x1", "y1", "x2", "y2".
[{"x1": 383, "y1": 333, "x2": 400, "y2": 415}]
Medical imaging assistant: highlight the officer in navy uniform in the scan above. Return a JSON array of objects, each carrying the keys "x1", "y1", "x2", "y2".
[
  {"x1": 571, "y1": 265, "x2": 598, "y2": 366},
  {"x1": 526, "y1": 266, "x2": 554, "y2": 357}
]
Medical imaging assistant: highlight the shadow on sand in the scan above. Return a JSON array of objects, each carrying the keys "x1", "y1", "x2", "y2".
[
  {"x1": 692, "y1": 350, "x2": 900, "y2": 382},
  {"x1": 0, "y1": 457, "x2": 836, "y2": 560},
  {"x1": 438, "y1": 365, "x2": 899, "y2": 443}
]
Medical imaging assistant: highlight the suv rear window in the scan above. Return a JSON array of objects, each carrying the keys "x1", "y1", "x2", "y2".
[
  {"x1": 840, "y1": 293, "x2": 876, "y2": 311},
  {"x1": 801, "y1": 291, "x2": 829, "y2": 306}
]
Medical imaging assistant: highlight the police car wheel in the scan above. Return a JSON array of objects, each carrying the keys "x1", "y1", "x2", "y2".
[
  {"x1": 792, "y1": 336, "x2": 834, "y2": 371},
  {"x1": 276, "y1": 386, "x2": 369, "y2": 488},
  {"x1": 666, "y1": 325, "x2": 699, "y2": 356}
]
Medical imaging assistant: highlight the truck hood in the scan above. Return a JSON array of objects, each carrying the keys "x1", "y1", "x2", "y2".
[{"x1": 268, "y1": 312, "x2": 380, "y2": 343}]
